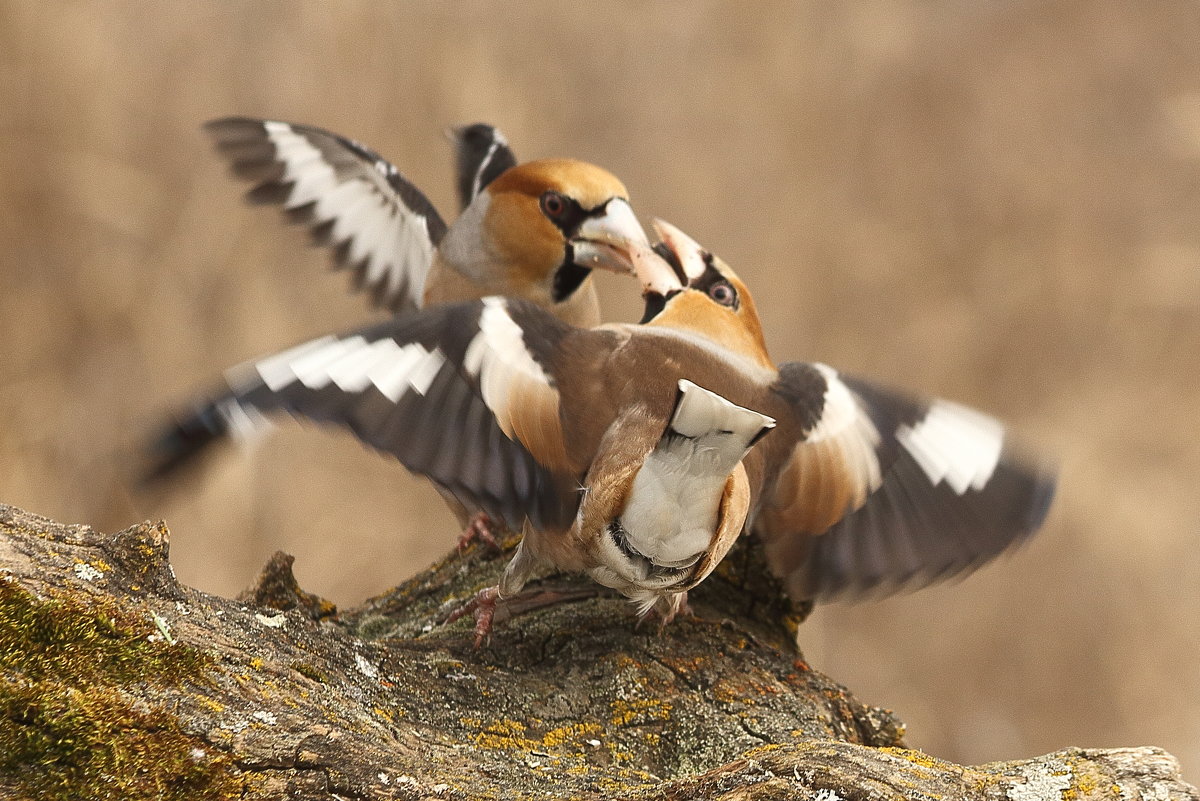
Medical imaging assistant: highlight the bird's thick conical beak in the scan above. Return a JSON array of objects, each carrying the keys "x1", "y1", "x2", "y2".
[
  {"x1": 651, "y1": 218, "x2": 708, "y2": 282},
  {"x1": 630, "y1": 241, "x2": 684, "y2": 296},
  {"x1": 570, "y1": 198, "x2": 650, "y2": 274}
]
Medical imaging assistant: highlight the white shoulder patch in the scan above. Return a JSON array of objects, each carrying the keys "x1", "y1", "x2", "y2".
[
  {"x1": 460, "y1": 297, "x2": 568, "y2": 466},
  {"x1": 896, "y1": 400, "x2": 1004, "y2": 494},
  {"x1": 464, "y1": 297, "x2": 552, "y2": 387},
  {"x1": 806, "y1": 364, "x2": 876, "y2": 445}
]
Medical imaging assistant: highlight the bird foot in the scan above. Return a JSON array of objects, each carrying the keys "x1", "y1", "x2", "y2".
[
  {"x1": 445, "y1": 586, "x2": 502, "y2": 648},
  {"x1": 443, "y1": 584, "x2": 600, "y2": 648},
  {"x1": 456, "y1": 512, "x2": 502, "y2": 555}
]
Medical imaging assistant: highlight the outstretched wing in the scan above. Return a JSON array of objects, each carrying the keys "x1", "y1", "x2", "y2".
[
  {"x1": 205, "y1": 117, "x2": 448, "y2": 313},
  {"x1": 450, "y1": 123, "x2": 518, "y2": 212},
  {"x1": 758, "y1": 362, "x2": 1055, "y2": 602},
  {"x1": 144, "y1": 298, "x2": 611, "y2": 532}
]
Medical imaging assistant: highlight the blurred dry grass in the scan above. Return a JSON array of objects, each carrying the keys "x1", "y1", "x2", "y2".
[{"x1": 2, "y1": 0, "x2": 1197, "y2": 772}]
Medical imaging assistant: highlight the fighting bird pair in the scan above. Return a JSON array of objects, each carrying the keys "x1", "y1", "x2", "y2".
[{"x1": 147, "y1": 118, "x2": 1054, "y2": 643}]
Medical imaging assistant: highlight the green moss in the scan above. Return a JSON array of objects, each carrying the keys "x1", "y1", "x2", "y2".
[
  {"x1": 0, "y1": 680, "x2": 242, "y2": 800},
  {"x1": 0, "y1": 581, "x2": 240, "y2": 799},
  {"x1": 0, "y1": 580, "x2": 211, "y2": 685}
]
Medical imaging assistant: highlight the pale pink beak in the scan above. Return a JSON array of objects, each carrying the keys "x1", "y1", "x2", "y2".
[
  {"x1": 651, "y1": 218, "x2": 708, "y2": 282},
  {"x1": 629, "y1": 242, "x2": 684, "y2": 296},
  {"x1": 570, "y1": 198, "x2": 651, "y2": 275}
]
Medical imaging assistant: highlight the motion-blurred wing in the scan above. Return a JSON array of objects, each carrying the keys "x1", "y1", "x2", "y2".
[
  {"x1": 758, "y1": 362, "x2": 1055, "y2": 601},
  {"x1": 205, "y1": 117, "x2": 448, "y2": 313},
  {"x1": 451, "y1": 123, "x2": 518, "y2": 211},
  {"x1": 143, "y1": 298, "x2": 598, "y2": 531}
]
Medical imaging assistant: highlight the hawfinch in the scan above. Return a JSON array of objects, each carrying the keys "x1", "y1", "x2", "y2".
[
  {"x1": 144, "y1": 220, "x2": 1052, "y2": 643},
  {"x1": 162, "y1": 119, "x2": 649, "y2": 542},
  {"x1": 637, "y1": 220, "x2": 1055, "y2": 603},
  {"x1": 204, "y1": 117, "x2": 646, "y2": 327}
]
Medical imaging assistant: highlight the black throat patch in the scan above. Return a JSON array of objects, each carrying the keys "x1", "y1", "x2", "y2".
[{"x1": 552, "y1": 244, "x2": 592, "y2": 303}]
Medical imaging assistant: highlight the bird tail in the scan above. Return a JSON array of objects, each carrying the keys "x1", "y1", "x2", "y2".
[
  {"x1": 449, "y1": 123, "x2": 517, "y2": 211},
  {"x1": 662, "y1": 379, "x2": 775, "y2": 474}
]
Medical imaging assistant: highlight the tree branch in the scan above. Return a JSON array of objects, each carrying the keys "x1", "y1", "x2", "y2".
[{"x1": 0, "y1": 503, "x2": 1193, "y2": 800}]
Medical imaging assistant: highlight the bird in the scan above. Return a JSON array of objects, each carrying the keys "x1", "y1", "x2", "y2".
[
  {"x1": 159, "y1": 118, "x2": 650, "y2": 544},
  {"x1": 203, "y1": 116, "x2": 645, "y2": 326},
  {"x1": 636, "y1": 219, "x2": 1056, "y2": 603},
  {"x1": 145, "y1": 219, "x2": 1054, "y2": 643}
]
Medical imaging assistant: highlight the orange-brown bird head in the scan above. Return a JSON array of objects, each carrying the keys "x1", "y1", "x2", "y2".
[
  {"x1": 633, "y1": 219, "x2": 773, "y2": 369},
  {"x1": 440, "y1": 158, "x2": 649, "y2": 320}
]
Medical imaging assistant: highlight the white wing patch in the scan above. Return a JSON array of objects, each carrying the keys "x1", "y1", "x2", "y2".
[
  {"x1": 215, "y1": 397, "x2": 274, "y2": 443},
  {"x1": 462, "y1": 297, "x2": 569, "y2": 469},
  {"x1": 292, "y1": 336, "x2": 368, "y2": 389},
  {"x1": 246, "y1": 334, "x2": 446, "y2": 401},
  {"x1": 249, "y1": 336, "x2": 338, "y2": 392},
  {"x1": 261, "y1": 122, "x2": 434, "y2": 308},
  {"x1": 896, "y1": 401, "x2": 1004, "y2": 494},
  {"x1": 264, "y1": 122, "x2": 337, "y2": 209}
]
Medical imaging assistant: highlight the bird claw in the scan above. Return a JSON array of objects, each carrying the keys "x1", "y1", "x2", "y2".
[
  {"x1": 456, "y1": 512, "x2": 502, "y2": 555},
  {"x1": 443, "y1": 584, "x2": 601, "y2": 647},
  {"x1": 445, "y1": 586, "x2": 502, "y2": 648}
]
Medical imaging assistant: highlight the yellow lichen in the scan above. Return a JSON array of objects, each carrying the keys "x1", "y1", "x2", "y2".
[
  {"x1": 194, "y1": 696, "x2": 226, "y2": 715},
  {"x1": 609, "y1": 697, "x2": 672, "y2": 726},
  {"x1": 745, "y1": 743, "x2": 784, "y2": 757},
  {"x1": 879, "y1": 746, "x2": 952, "y2": 771},
  {"x1": 474, "y1": 718, "x2": 535, "y2": 750},
  {"x1": 541, "y1": 722, "x2": 601, "y2": 748}
]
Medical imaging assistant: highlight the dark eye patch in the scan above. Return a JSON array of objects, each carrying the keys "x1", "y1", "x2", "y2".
[
  {"x1": 689, "y1": 253, "x2": 739, "y2": 310},
  {"x1": 543, "y1": 195, "x2": 612, "y2": 239}
]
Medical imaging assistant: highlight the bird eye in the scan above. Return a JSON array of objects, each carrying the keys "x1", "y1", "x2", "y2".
[
  {"x1": 708, "y1": 280, "x2": 737, "y2": 307},
  {"x1": 540, "y1": 190, "x2": 567, "y2": 219}
]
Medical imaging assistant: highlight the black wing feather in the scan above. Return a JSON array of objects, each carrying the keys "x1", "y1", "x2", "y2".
[
  {"x1": 144, "y1": 300, "x2": 585, "y2": 532},
  {"x1": 451, "y1": 123, "x2": 518, "y2": 211},
  {"x1": 768, "y1": 367, "x2": 1056, "y2": 602}
]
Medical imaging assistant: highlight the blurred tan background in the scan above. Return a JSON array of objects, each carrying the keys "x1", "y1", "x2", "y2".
[{"x1": 2, "y1": 0, "x2": 1197, "y2": 774}]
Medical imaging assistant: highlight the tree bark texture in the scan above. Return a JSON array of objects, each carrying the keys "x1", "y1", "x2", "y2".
[{"x1": 0, "y1": 503, "x2": 1194, "y2": 800}]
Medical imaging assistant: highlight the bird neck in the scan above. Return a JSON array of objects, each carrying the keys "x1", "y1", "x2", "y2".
[
  {"x1": 648, "y1": 313, "x2": 774, "y2": 371},
  {"x1": 549, "y1": 273, "x2": 602, "y2": 328},
  {"x1": 551, "y1": 259, "x2": 592, "y2": 304}
]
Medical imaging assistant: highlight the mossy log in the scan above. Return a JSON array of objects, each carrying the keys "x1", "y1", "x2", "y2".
[{"x1": 0, "y1": 502, "x2": 1194, "y2": 801}]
